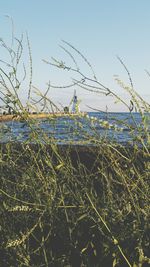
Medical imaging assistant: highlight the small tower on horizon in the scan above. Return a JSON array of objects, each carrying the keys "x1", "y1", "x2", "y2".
[{"x1": 71, "y1": 90, "x2": 80, "y2": 113}]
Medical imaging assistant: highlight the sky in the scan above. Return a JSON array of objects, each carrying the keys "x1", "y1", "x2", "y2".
[{"x1": 0, "y1": 0, "x2": 150, "y2": 112}]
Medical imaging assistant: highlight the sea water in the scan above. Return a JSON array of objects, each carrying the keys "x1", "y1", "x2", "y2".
[{"x1": 0, "y1": 112, "x2": 149, "y2": 144}]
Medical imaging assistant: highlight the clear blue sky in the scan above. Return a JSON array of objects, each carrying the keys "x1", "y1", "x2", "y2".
[{"x1": 1, "y1": 0, "x2": 150, "y2": 111}]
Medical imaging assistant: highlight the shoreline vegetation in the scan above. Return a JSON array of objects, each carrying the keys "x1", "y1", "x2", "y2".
[
  {"x1": 1, "y1": 142, "x2": 150, "y2": 266},
  {"x1": 0, "y1": 32, "x2": 150, "y2": 266}
]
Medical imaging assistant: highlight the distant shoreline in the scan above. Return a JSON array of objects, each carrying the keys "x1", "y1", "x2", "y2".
[{"x1": 0, "y1": 112, "x2": 87, "y2": 122}]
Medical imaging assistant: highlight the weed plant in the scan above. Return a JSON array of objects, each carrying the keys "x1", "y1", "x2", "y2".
[{"x1": 0, "y1": 34, "x2": 150, "y2": 267}]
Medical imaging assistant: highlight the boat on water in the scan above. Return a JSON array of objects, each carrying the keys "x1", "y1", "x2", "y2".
[{"x1": 0, "y1": 90, "x2": 86, "y2": 122}]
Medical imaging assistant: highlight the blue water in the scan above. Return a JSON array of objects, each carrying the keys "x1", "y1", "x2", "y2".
[{"x1": 0, "y1": 112, "x2": 149, "y2": 145}]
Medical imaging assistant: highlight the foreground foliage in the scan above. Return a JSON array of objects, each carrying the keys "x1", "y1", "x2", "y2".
[
  {"x1": 0, "y1": 142, "x2": 149, "y2": 267},
  {"x1": 0, "y1": 31, "x2": 150, "y2": 266}
]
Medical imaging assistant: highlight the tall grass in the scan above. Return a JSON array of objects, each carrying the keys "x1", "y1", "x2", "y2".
[{"x1": 0, "y1": 33, "x2": 150, "y2": 267}]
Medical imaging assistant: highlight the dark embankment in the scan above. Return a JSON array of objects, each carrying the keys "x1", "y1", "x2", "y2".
[{"x1": 0, "y1": 142, "x2": 149, "y2": 266}]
